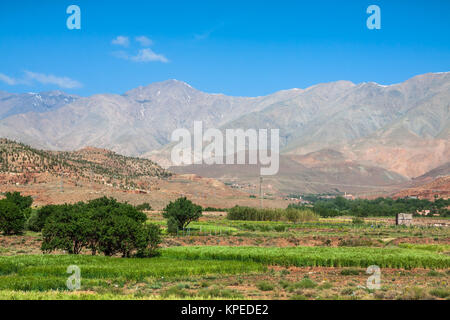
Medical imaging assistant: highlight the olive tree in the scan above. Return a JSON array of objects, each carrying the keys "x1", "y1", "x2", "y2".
[{"x1": 163, "y1": 197, "x2": 202, "y2": 233}]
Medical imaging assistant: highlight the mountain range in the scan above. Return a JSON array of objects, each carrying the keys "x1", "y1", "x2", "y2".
[{"x1": 0, "y1": 72, "x2": 448, "y2": 195}]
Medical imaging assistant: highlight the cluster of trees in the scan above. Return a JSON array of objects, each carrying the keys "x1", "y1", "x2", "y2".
[
  {"x1": 0, "y1": 192, "x2": 32, "y2": 235},
  {"x1": 0, "y1": 191, "x2": 203, "y2": 254},
  {"x1": 227, "y1": 206, "x2": 318, "y2": 223},
  {"x1": 34, "y1": 197, "x2": 161, "y2": 257},
  {"x1": 289, "y1": 196, "x2": 450, "y2": 217}
]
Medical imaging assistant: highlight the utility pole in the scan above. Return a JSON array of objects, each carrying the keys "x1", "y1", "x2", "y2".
[
  {"x1": 60, "y1": 173, "x2": 64, "y2": 193},
  {"x1": 259, "y1": 176, "x2": 263, "y2": 208}
]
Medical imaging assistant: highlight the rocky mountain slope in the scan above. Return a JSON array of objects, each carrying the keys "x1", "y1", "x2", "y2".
[
  {"x1": 0, "y1": 138, "x2": 169, "y2": 192},
  {"x1": 0, "y1": 80, "x2": 299, "y2": 155},
  {"x1": 0, "y1": 72, "x2": 448, "y2": 194},
  {"x1": 0, "y1": 90, "x2": 78, "y2": 120}
]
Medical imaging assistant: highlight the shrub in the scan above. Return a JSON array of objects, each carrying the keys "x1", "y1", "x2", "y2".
[
  {"x1": 295, "y1": 278, "x2": 317, "y2": 289},
  {"x1": 429, "y1": 288, "x2": 449, "y2": 299},
  {"x1": 257, "y1": 281, "x2": 275, "y2": 291},
  {"x1": 161, "y1": 285, "x2": 190, "y2": 298},
  {"x1": 202, "y1": 207, "x2": 226, "y2": 212},
  {"x1": 163, "y1": 197, "x2": 202, "y2": 233},
  {"x1": 400, "y1": 287, "x2": 429, "y2": 300},
  {"x1": 341, "y1": 288, "x2": 354, "y2": 295},
  {"x1": 197, "y1": 287, "x2": 243, "y2": 299},
  {"x1": 135, "y1": 203, "x2": 152, "y2": 211},
  {"x1": 426, "y1": 270, "x2": 442, "y2": 277},
  {"x1": 340, "y1": 269, "x2": 362, "y2": 276},
  {"x1": 318, "y1": 282, "x2": 333, "y2": 290},
  {"x1": 0, "y1": 199, "x2": 25, "y2": 235}
]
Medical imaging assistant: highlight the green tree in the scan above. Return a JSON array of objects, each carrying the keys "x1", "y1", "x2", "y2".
[
  {"x1": 97, "y1": 214, "x2": 143, "y2": 257},
  {"x1": 26, "y1": 205, "x2": 58, "y2": 232},
  {"x1": 163, "y1": 197, "x2": 202, "y2": 233},
  {"x1": 135, "y1": 223, "x2": 162, "y2": 257},
  {"x1": 0, "y1": 199, "x2": 25, "y2": 235},
  {"x1": 40, "y1": 197, "x2": 162, "y2": 258},
  {"x1": 41, "y1": 204, "x2": 91, "y2": 254},
  {"x1": 4, "y1": 191, "x2": 33, "y2": 211}
]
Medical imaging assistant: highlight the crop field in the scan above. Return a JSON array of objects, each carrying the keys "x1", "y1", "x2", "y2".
[{"x1": 0, "y1": 211, "x2": 449, "y2": 300}]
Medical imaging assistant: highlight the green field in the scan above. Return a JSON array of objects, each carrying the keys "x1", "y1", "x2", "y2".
[
  {"x1": 0, "y1": 243, "x2": 449, "y2": 299},
  {"x1": 163, "y1": 246, "x2": 450, "y2": 269},
  {"x1": 1, "y1": 210, "x2": 449, "y2": 300}
]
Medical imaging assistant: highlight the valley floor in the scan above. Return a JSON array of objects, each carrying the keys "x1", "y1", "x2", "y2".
[{"x1": 0, "y1": 213, "x2": 449, "y2": 300}]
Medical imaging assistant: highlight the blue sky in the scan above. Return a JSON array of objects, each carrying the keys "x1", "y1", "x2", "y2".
[{"x1": 0, "y1": 0, "x2": 449, "y2": 97}]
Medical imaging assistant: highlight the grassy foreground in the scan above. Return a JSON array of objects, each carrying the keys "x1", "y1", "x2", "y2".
[
  {"x1": 0, "y1": 245, "x2": 449, "y2": 300},
  {"x1": 0, "y1": 254, "x2": 265, "y2": 292}
]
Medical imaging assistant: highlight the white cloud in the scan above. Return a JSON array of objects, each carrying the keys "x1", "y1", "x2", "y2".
[
  {"x1": 114, "y1": 49, "x2": 169, "y2": 63},
  {"x1": 0, "y1": 73, "x2": 18, "y2": 85},
  {"x1": 135, "y1": 36, "x2": 153, "y2": 47},
  {"x1": 0, "y1": 71, "x2": 82, "y2": 89},
  {"x1": 111, "y1": 35, "x2": 168, "y2": 63},
  {"x1": 24, "y1": 71, "x2": 82, "y2": 89},
  {"x1": 130, "y1": 48, "x2": 169, "y2": 63},
  {"x1": 111, "y1": 36, "x2": 130, "y2": 47}
]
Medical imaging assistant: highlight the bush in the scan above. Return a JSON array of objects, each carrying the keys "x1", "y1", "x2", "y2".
[
  {"x1": 163, "y1": 197, "x2": 202, "y2": 233},
  {"x1": 429, "y1": 288, "x2": 449, "y2": 299},
  {"x1": 340, "y1": 269, "x2": 362, "y2": 276},
  {"x1": 294, "y1": 278, "x2": 317, "y2": 289},
  {"x1": 0, "y1": 199, "x2": 25, "y2": 235},
  {"x1": 257, "y1": 281, "x2": 275, "y2": 291},
  {"x1": 135, "y1": 203, "x2": 152, "y2": 211}
]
